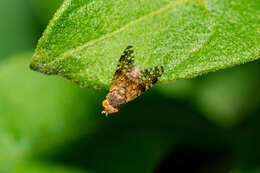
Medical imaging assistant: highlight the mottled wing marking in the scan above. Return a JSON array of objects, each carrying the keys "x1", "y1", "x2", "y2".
[
  {"x1": 139, "y1": 66, "x2": 164, "y2": 92},
  {"x1": 108, "y1": 46, "x2": 135, "y2": 106},
  {"x1": 113, "y1": 45, "x2": 135, "y2": 81}
]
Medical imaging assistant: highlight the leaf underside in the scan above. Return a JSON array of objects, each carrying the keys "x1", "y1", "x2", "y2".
[{"x1": 30, "y1": 0, "x2": 260, "y2": 89}]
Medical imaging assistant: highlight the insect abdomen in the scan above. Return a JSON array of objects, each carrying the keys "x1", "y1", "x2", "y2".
[{"x1": 107, "y1": 87, "x2": 126, "y2": 108}]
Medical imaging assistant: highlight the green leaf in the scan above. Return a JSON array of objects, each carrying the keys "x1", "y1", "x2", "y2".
[{"x1": 30, "y1": 0, "x2": 259, "y2": 88}]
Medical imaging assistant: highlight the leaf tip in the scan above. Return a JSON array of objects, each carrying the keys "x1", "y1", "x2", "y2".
[{"x1": 29, "y1": 60, "x2": 37, "y2": 71}]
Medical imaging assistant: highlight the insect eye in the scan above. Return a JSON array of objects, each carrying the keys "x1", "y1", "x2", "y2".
[{"x1": 102, "y1": 100, "x2": 108, "y2": 107}]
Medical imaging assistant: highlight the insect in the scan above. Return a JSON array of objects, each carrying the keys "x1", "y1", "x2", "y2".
[{"x1": 102, "y1": 46, "x2": 164, "y2": 116}]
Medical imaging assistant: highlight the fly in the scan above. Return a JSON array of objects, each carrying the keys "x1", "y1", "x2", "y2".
[{"x1": 102, "y1": 46, "x2": 164, "y2": 116}]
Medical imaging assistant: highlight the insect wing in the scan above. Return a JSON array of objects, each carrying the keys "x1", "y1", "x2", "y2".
[
  {"x1": 112, "y1": 45, "x2": 135, "y2": 81},
  {"x1": 139, "y1": 66, "x2": 164, "y2": 92}
]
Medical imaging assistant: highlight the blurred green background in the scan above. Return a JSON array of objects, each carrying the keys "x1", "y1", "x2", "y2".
[{"x1": 0, "y1": 0, "x2": 260, "y2": 173}]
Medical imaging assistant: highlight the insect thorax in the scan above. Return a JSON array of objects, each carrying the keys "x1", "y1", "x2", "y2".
[{"x1": 107, "y1": 67, "x2": 141, "y2": 108}]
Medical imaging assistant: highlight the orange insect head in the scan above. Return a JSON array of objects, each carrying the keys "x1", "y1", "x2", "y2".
[{"x1": 102, "y1": 100, "x2": 108, "y2": 108}]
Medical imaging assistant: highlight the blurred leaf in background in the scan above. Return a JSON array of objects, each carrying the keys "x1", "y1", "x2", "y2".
[
  {"x1": 31, "y1": 86, "x2": 236, "y2": 173},
  {"x1": 26, "y1": 0, "x2": 64, "y2": 46},
  {"x1": 27, "y1": 0, "x2": 64, "y2": 26},
  {"x1": 0, "y1": 0, "x2": 33, "y2": 59},
  {"x1": 194, "y1": 62, "x2": 260, "y2": 126},
  {"x1": 7, "y1": 162, "x2": 90, "y2": 173},
  {"x1": 0, "y1": 0, "x2": 63, "y2": 59},
  {"x1": 157, "y1": 61, "x2": 260, "y2": 127},
  {"x1": 0, "y1": 53, "x2": 100, "y2": 172}
]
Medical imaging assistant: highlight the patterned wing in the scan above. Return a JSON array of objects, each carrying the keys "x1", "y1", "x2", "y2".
[
  {"x1": 112, "y1": 45, "x2": 135, "y2": 81},
  {"x1": 138, "y1": 66, "x2": 164, "y2": 92}
]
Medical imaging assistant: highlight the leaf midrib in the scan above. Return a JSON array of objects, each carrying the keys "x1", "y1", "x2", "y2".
[{"x1": 46, "y1": 0, "x2": 192, "y2": 66}]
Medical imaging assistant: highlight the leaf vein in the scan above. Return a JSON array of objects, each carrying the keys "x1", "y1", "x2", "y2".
[{"x1": 46, "y1": 0, "x2": 190, "y2": 67}]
